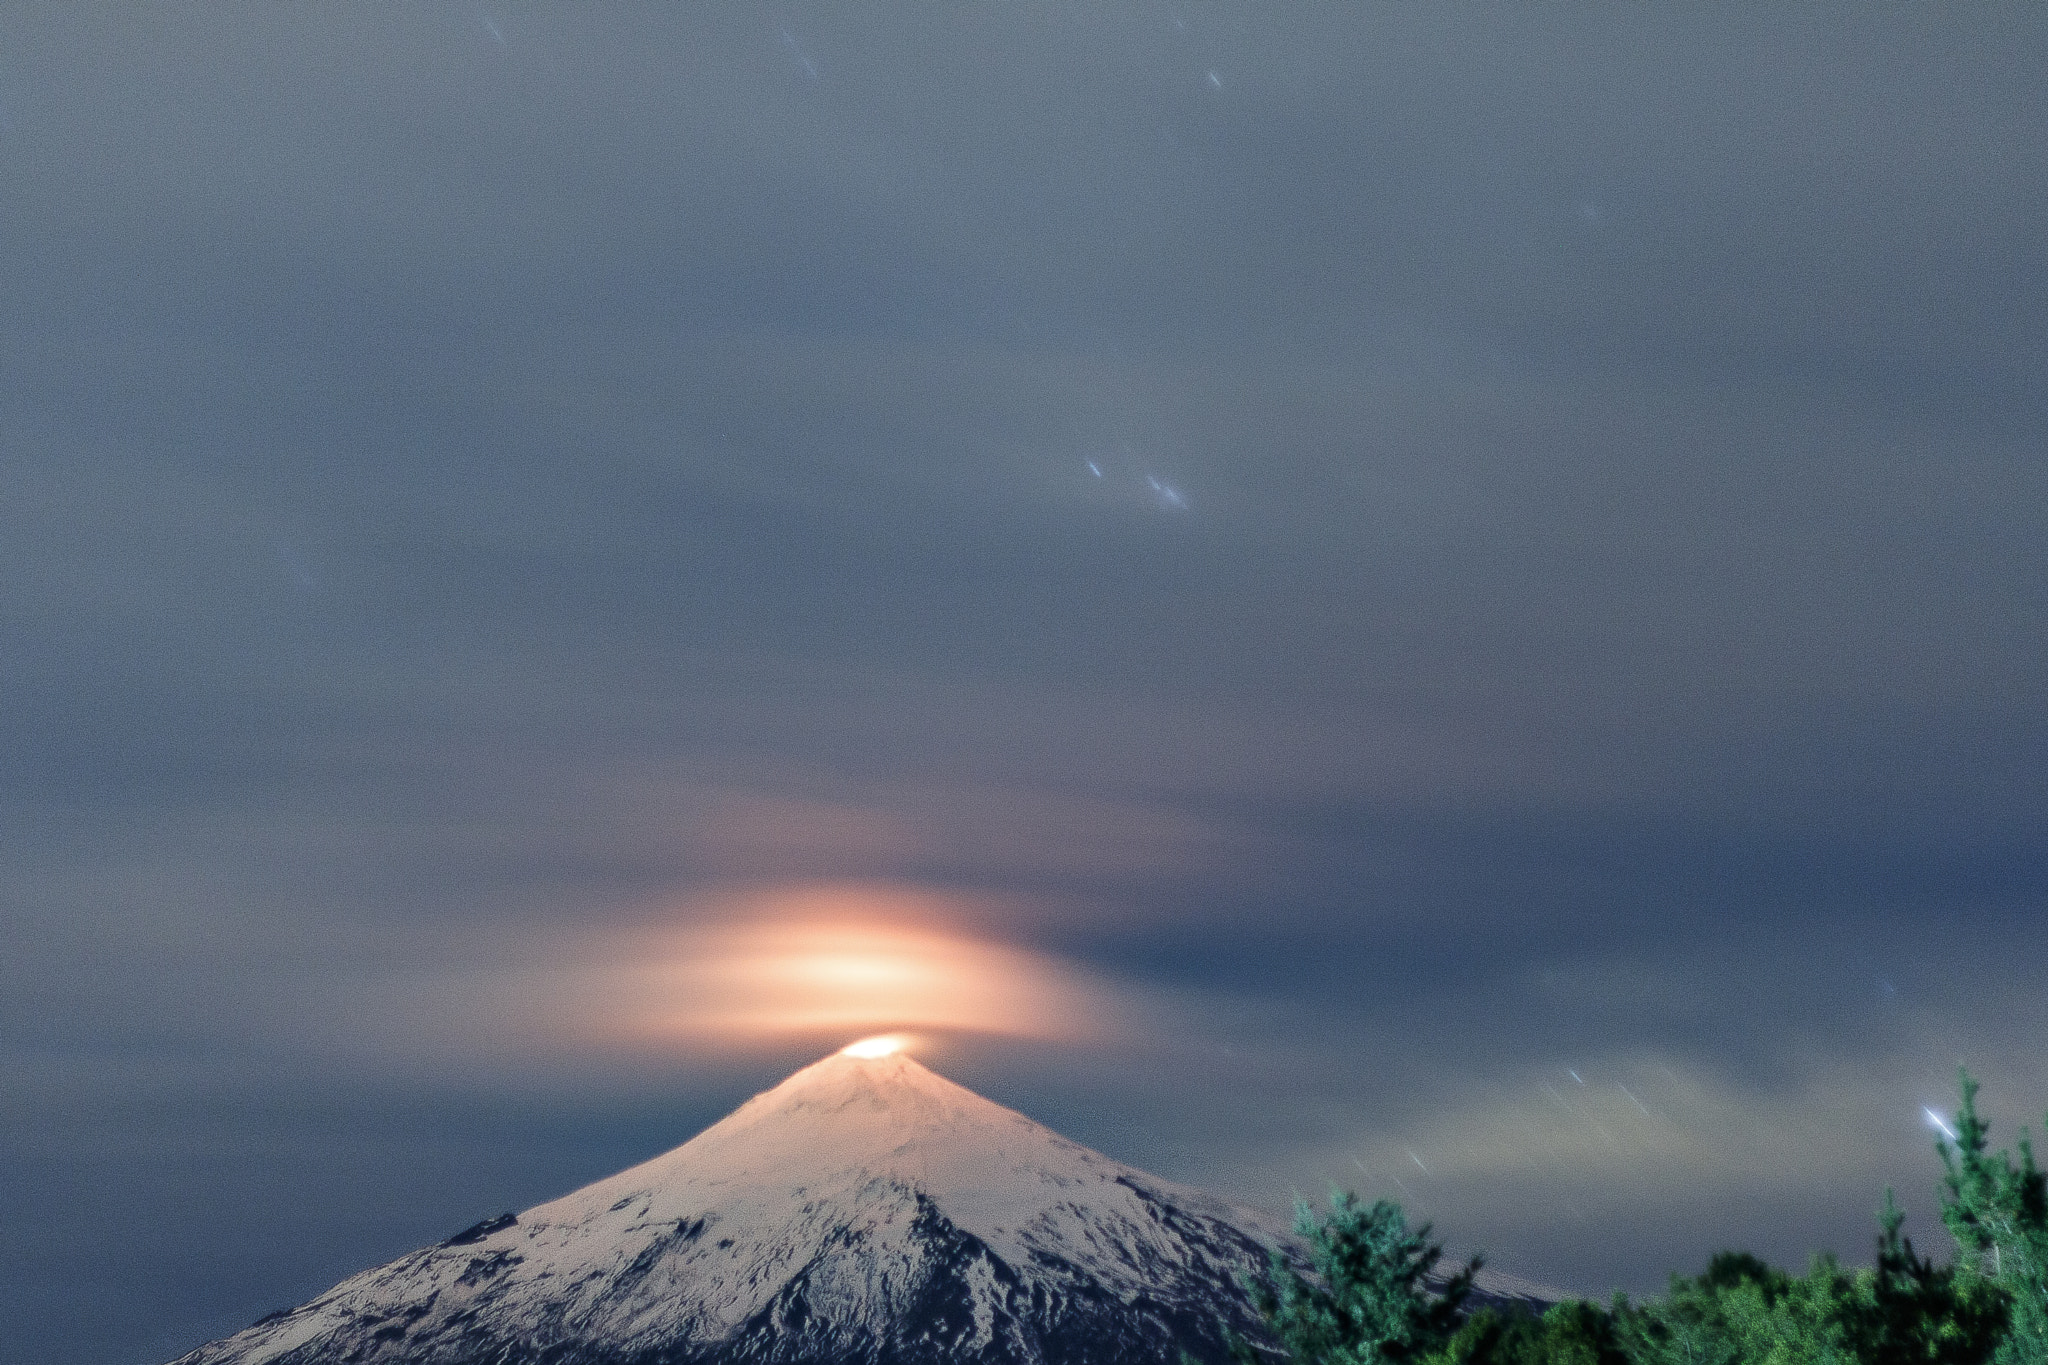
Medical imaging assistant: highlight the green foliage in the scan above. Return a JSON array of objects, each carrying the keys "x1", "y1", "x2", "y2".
[
  {"x1": 1435, "y1": 1302, "x2": 1628, "y2": 1365},
  {"x1": 1202, "y1": 1072, "x2": 2042, "y2": 1364},
  {"x1": 1870, "y1": 1190, "x2": 2013, "y2": 1364},
  {"x1": 1938, "y1": 1070, "x2": 2048, "y2": 1365},
  {"x1": 1218, "y1": 1193, "x2": 2003, "y2": 1364},
  {"x1": 1609, "y1": 1198, "x2": 2006, "y2": 1365},
  {"x1": 1615, "y1": 1250, "x2": 1859, "y2": 1365},
  {"x1": 1228, "y1": 1190, "x2": 1478, "y2": 1365}
]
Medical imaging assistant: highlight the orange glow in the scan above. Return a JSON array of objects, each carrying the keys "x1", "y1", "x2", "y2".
[
  {"x1": 841, "y1": 1033, "x2": 910, "y2": 1057},
  {"x1": 786, "y1": 953, "x2": 937, "y2": 989},
  {"x1": 599, "y1": 883, "x2": 1110, "y2": 1046}
]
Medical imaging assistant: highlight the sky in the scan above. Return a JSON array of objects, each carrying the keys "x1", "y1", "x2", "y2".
[{"x1": 3, "y1": 4, "x2": 2046, "y2": 1362}]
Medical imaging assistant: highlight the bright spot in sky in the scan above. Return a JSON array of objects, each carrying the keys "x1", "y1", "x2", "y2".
[
  {"x1": 780, "y1": 26, "x2": 818, "y2": 79},
  {"x1": 841, "y1": 1034, "x2": 909, "y2": 1058},
  {"x1": 1146, "y1": 476, "x2": 1188, "y2": 510},
  {"x1": 549, "y1": 884, "x2": 1119, "y2": 1052},
  {"x1": 1925, "y1": 1106, "x2": 1959, "y2": 1141}
]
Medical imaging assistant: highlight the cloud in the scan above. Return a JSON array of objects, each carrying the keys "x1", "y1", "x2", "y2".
[
  {"x1": 244, "y1": 882, "x2": 1151, "y2": 1077},
  {"x1": 4, "y1": 4, "x2": 2046, "y2": 1362},
  {"x1": 580, "y1": 884, "x2": 1128, "y2": 1047}
]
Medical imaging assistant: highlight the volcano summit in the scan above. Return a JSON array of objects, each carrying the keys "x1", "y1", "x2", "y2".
[{"x1": 167, "y1": 1047, "x2": 1297, "y2": 1365}]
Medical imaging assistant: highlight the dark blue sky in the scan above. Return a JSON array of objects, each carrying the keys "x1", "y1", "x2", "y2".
[{"x1": 4, "y1": 6, "x2": 2046, "y2": 1363}]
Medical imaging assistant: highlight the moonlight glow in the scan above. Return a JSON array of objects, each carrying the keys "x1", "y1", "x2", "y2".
[
  {"x1": 840, "y1": 1034, "x2": 909, "y2": 1058},
  {"x1": 559, "y1": 884, "x2": 1117, "y2": 1047}
]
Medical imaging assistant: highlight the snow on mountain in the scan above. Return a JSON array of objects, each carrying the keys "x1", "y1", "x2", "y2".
[{"x1": 166, "y1": 1048, "x2": 1302, "y2": 1365}]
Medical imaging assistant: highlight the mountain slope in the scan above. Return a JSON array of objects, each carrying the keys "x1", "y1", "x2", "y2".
[{"x1": 167, "y1": 1049, "x2": 1301, "y2": 1365}]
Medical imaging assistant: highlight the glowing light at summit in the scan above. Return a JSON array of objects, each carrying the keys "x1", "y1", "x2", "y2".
[
  {"x1": 579, "y1": 883, "x2": 1117, "y2": 1049},
  {"x1": 840, "y1": 1034, "x2": 910, "y2": 1058}
]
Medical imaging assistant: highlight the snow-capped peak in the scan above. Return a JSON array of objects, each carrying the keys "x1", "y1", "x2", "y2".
[
  {"x1": 529, "y1": 1049, "x2": 1162, "y2": 1249},
  {"x1": 168, "y1": 1048, "x2": 1293, "y2": 1365}
]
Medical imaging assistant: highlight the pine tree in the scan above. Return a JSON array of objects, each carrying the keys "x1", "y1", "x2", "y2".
[
  {"x1": 1865, "y1": 1189, "x2": 2011, "y2": 1364},
  {"x1": 1226, "y1": 1191, "x2": 1478, "y2": 1365},
  {"x1": 1937, "y1": 1070, "x2": 2048, "y2": 1364}
]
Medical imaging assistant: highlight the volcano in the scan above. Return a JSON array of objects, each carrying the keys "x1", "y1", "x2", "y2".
[
  {"x1": 167, "y1": 1047, "x2": 1298, "y2": 1365},
  {"x1": 166, "y1": 1046, "x2": 1551, "y2": 1365}
]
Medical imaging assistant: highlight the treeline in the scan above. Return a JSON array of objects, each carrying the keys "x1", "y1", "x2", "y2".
[{"x1": 1217, "y1": 1071, "x2": 2047, "y2": 1365}]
